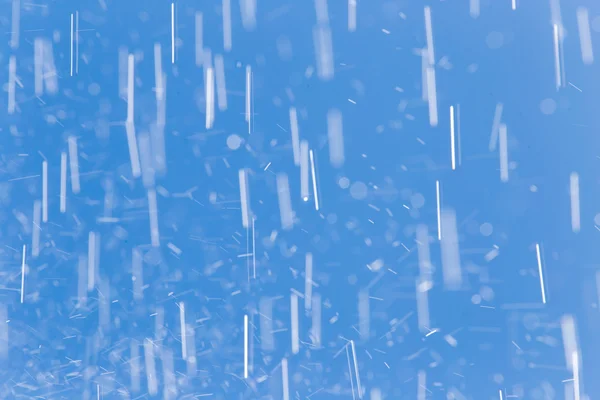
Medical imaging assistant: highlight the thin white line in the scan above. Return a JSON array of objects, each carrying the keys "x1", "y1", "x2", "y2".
[
  {"x1": 424, "y1": 7, "x2": 434, "y2": 65},
  {"x1": 570, "y1": 172, "x2": 580, "y2": 233},
  {"x1": 553, "y1": 24, "x2": 561, "y2": 90},
  {"x1": 20, "y1": 245, "x2": 26, "y2": 303},
  {"x1": 252, "y1": 218, "x2": 256, "y2": 279},
  {"x1": 60, "y1": 152, "x2": 67, "y2": 212},
  {"x1": 436, "y1": 180, "x2": 441, "y2": 240},
  {"x1": 281, "y1": 358, "x2": 289, "y2": 400},
  {"x1": 291, "y1": 293, "x2": 299, "y2": 354},
  {"x1": 42, "y1": 161, "x2": 48, "y2": 222},
  {"x1": 536, "y1": 243, "x2": 546, "y2": 304},
  {"x1": 572, "y1": 351, "x2": 580, "y2": 400},
  {"x1": 75, "y1": 11, "x2": 79, "y2": 74},
  {"x1": 70, "y1": 14, "x2": 73, "y2": 76},
  {"x1": 450, "y1": 106, "x2": 456, "y2": 170},
  {"x1": 245, "y1": 66, "x2": 251, "y2": 132},
  {"x1": 171, "y1": 3, "x2": 175, "y2": 64},
  {"x1": 243, "y1": 314, "x2": 249, "y2": 378},
  {"x1": 350, "y1": 340, "x2": 363, "y2": 398},
  {"x1": 499, "y1": 389, "x2": 504, "y2": 400},
  {"x1": 309, "y1": 149, "x2": 320, "y2": 211},
  {"x1": 180, "y1": 302, "x2": 187, "y2": 360}
]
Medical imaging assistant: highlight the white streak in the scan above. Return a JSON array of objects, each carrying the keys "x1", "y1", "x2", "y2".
[
  {"x1": 469, "y1": 0, "x2": 480, "y2": 18},
  {"x1": 143, "y1": 339, "x2": 158, "y2": 396},
  {"x1": 281, "y1": 358, "x2": 290, "y2": 400},
  {"x1": 75, "y1": 11, "x2": 79, "y2": 74},
  {"x1": 180, "y1": 302, "x2": 187, "y2": 360},
  {"x1": 511, "y1": 0, "x2": 516, "y2": 10},
  {"x1": 305, "y1": 253, "x2": 313, "y2": 311},
  {"x1": 10, "y1": 0, "x2": 20, "y2": 49},
  {"x1": 553, "y1": 24, "x2": 562, "y2": 90},
  {"x1": 450, "y1": 106, "x2": 456, "y2": 170},
  {"x1": 289, "y1": 107, "x2": 301, "y2": 165},
  {"x1": 8, "y1": 56, "x2": 16, "y2": 115},
  {"x1": 239, "y1": 169, "x2": 250, "y2": 228},
  {"x1": 195, "y1": 12, "x2": 203, "y2": 66},
  {"x1": 20, "y1": 245, "x2": 26, "y2": 303},
  {"x1": 499, "y1": 123, "x2": 509, "y2": 182},
  {"x1": 67, "y1": 136, "x2": 80, "y2": 194},
  {"x1": 358, "y1": 290, "x2": 369, "y2": 340},
  {"x1": 291, "y1": 293, "x2": 299, "y2": 354},
  {"x1": 223, "y1": 0, "x2": 232, "y2": 51},
  {"x1": 311, "y1": 293, "x2": 321, "y2": 347},
  {"x1": 240, "y1": 0, "x2": 257, "y2": 31},
  {"x1": 214, "y1": 54, "x2": 228, "y2": 111},
  {"x1": 418, "y1": 371, "x2": 426, "y2": 400},
  {"x1": 130, "y1": 341, "x2": 140, "y2": 393},
  {"x1": 244, "y1": 314, "x2": 249, "y2": 378},
  {"x1": 148, "y1": 189, "x2": 160, "y2": 247},
  {"x1": 570, "y1": 172, "x2": 580, "y2": 233},
  {"x1": 327, "y1": 109, "x2": 345, "y2": 168},
  {"x1": 32, "y1": 201, "x2": 41, "y2": 258},
  {"x1": 87, "y1": 231, "x2": 96, "y2": 290},
  {"x1": 315, "y1": 0, "x2": 329, "y2": 24},
  {"x1": 300, "y1": 140, "x2": 310, "y2": 201},
  {"x1": 441, "y1": 209, "x2": 462, "y2": 289},
  {"x1": 70, "y1": 13, "x2": 73, "y2": 76},
  {"x1": 125, "y1": 122, "x2": 141, "y2": 178},
  {"x1": 127, "y1": 54, "x2": 135, "y2": 122},
  {"x1": 60, "y1": 152, "x2": 67, "y2": 213},
  {"x1": 577, "y1": 8, "x2": 594, "y2": 65},
  {"x1": 310, "y1": 149, "x2": 320, "y2": 211},
  {"x1": 350, "y1": 340, "x2": 363, "y2": 398},
  {"x1": 424, "y1": 7, "x2": 435, "y2": 65},
  {"x1": 499, "y1": 389, "x2": 503, "y2": 400},
  {"x1": 154, "y1": 43, "x2": 164, "y2": 101},
  {"x1": 313, "y1": 25, "x2": 334, "y2": 81},
  {"x1": 348, "y1": 0, "x2": 356, "y2": 32},
  {"x1": 245, "y1": 66, "x2": 251, "y2": 133},
  {"x1": 572, "y1": 351, "x2": 581, "y2": 400},
  {"x1": 436, "y1": 181, "x2": 441, "y2": 241},
  {"x1": 42, "y1": 161, "x2": 48, "y2": 222},
  {"x1": 489, "y1": 103, "x2": 503, "y2": 151},
  {"x1": 138, "y1": 132, "x2": 155, "y2": 189},
  {"x1": 535, "y1": 243, "x2": 546, "y2": 304},
  {"x1": 426, "y1": 67, "x2": 438, "y2": 126},
  {"x1": 561, "y1": 315, "x2": 579, "y2": 373},
  {"x1": 277, "y1": 174, "x2": 294, "y2": 230},
  {"x1": 416, "y1": 280, "x2": 430, "y2": 334},
  {"x1": 171, "y1": 3, "x2": 175, "y2": 64}
]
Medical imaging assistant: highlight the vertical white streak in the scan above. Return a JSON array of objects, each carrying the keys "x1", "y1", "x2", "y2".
[
  {"x1": 424, "y1": 7, "x2": 435, "y2": 65},
  {"x1": 346, "y1": 345, "x2": 356, "y2": 400},
  {"x1": 195, "y1": 12, "x2": 203, "y2": 67},
  {"x1": 358, "y1": 290, "x2": 369, "y2": 340},
  {"x1": 281, "y1": 358, "x2": 290, "y2": 400},
  {"x1": 348, "y1": 0, "x2": 356, "y2": 32},
  {"x1": 289, "y1": 107, "x2": 301, "y2": 165},
  {"x1": 418, "y1": 371, "x2": 426, "y2": 400},
  {"x1": 67, "y1": 136, "x2": 80, "y2": 194},
  {"x1": 300, "y1": 140, "x2": 310, "y2": 201},
  {"x1": 315, "y1": 0, "x2": 329, "y2": 24},
  {"x1": 138, "y1": 132, "x2": 155, "y2": 189},
  {"x1": 259, "y1": 298, "x2": 274, "y2": 351},
  {"x1": 313, "y1": 25, "x2": 334, "y2": 81},
  {"x1": 572, "y1": 351, "x2": 580, "y2": 400},
  {"x1": 127, "y1": 54, "x2": 135, "y2": 123},
  {"x1": 291, "y1": 293, "x2": 299, "y2": 354},
  {"x1": 311, "y1": 293, "x2": 321, "y2": 347},
  {"x1": 77, "y1": 255, "x2": 87, "y2": 307},
  {"x1": 416, "y1": 280, "x2": 430, "y2": 334},
  {"x1": 206, "y1": 67, "x2": 215, "y2": 129},
  {"x1": 20, "y1": 245, "x2": 26, "y2": 303},
  {"x1": 148, "y1": 189, "x2": 160, "y2": 247},
  {"x1": 577, "y1": 8, "x2": 594, "y2": 65},
  {"x1": 441, "y1": 209, "x2": 462, "y2": 289},
  {"x1": 499, "y1": 123, "x2": 509, "y2": 182},
  {"x1": 426, "y1": 67, "x2": 438, "y2": 126},
  {"x1": 450, "y1": 106, "x2": 456, "y2": 170},
  {"x1": 499, "y1": 389, "x2": 504, "y2": 400},
  {"x1": 244, "y1": 314, "x2": 249, "y2": 378},
  {"x1": 42, "y1": 41, "x2": 58, "y2": 95},
  {"x1": 252, "y1": 218, "x2": 256, "y2": 278},
  {"x1": 70, "y1": 14, "x2": 73, "y2": 76},
  {"x1": 8, "y1": 56, "x2": 16, "y2": 115},
  {"x1": 239, "y1": 169, "x2": 250, "y2": 228},
  {"x1": 171, "y1": 3, "x2": 175, "y2": 64},
  {"x1": 561, "y1": 315, "x2": 578, "y2": 372},
  {"x1": 553, "y1": 24, "x2": 561, "y2": 90},
  {"x1": 416, "y1": 225, "x2": 432, "y2": 283},
  {"x1": 240, "y1": 0, "x2": 257, "y2": 31},
  {"x1": 511, "y1": 0, "x2": 516, "y2": 11},
  {"x1": 75, "y1": 11, "x2": 79, "y2": 74},
  {"x1": 570, "y1": 172, "x2": 580, "y2": 233},
  {"x1": 245, "y1": 66, "x2": 251, "y2": 133},
  {"x1": 154, "y1": 43, "x2": 164, "y2": 101},
  {"x1": 42, "y1": 161, "x2": 48, "y2": 222},
  {"x1": 223, "y1": 0, "x2": 232, "y2": 51},
  {"x1": 535, "y1": 243, "x2": 547, "y2": 304},
  {"x1": 489, "y1": 103, "x2": 503, "y2": 151},
  {"x1": 10, "y1": 0, "x2": 20, "y2": 49},
  {"x1": 327, "y1": 109, "x2": 345, "y2": 168},
  {"x1": 305, "y1": 253, "x2": 313, "y2": 311},
  {"x1": 350, "y1": 340, "x2": 363, "y2": 399},
  {"x1": 60, "y1": 152, "x2": 67, "y2": 213},
  {"x1": 179, "y1": 302, "x2": 187, "y2": 360},
  {"x1": 132, "y1": 248, "x2": 143, "y2": 301},
  {"x1": 32, "y1": 201, "x2": 41, "y2": 258},
  {"x1": 470, "y1": 0, "x2": 480, "y2": 18},
  {"x1": 456, "y1": 104, "x2": 462, "y2": 165},
  {"x1": 87, "y1": 231, "x2": 96, "y2": 291},
  {"x1": 143, "y1": 339, "x2": 158, "y2": 396},
  {"x1": 310, "y1": 150, "x2": 320, "y2": 211},
  {"x1": 435, "y1": 181, "x2": 441, "y2": 241},
  {"x1": 214, "y1": 54, "x2": 228, "y2": 111},
  {"x1": 130, "y1": 341, "x2": 140, "y2": 393},
  {"x1": 277, "y1": 174, "x2": 294, "y2": 230}
]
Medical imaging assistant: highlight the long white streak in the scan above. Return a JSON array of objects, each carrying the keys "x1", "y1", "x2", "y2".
[
  {"x1": 20, "y1": 245, "x2": 26, "y2": 303},
  {"x1": 222, "y1": 0, "x2": 232, "y2": 51},
  {"x1": 350, "y1": 340, "x2": 363, "y2": 398},
  {"x1": 450, "y1": 106, "x2": 456, "y2": 170},
  {"x1": 535, "y1": 243, "x2": 546, "y2": 304},
  {"x1": 346, "y1": 346, "x2": 356, "y2": 400},
  {"x1": 489, "y1": 103, "x2": 503, "y2": 151},
  {"x1": 277, "y1": 174, "x2": 294, "y2": 230},
  {"x1": 179, "y1": 302, "x2": 187, "y2": 360},
  {"x1": 424, "y1": 7, "x2": 435, "y2": 65},
  {"x1": 240, "y1": 0, "x2": 257, "y2": 31},
  {"x1": 499, "y1": 123, "x2": 509, "y2": 182},
  {"x1": 195, "y1": 12, "x2": 203, "y2": 67},
  {"x1": 87, "y1": 231, "x2": 96, "y2": 290},
  {"x1": 561, "y1": 315, "x2": 578, "y2": 372},
  {"x1": 348, "y1": 0, "x2": 356, "y2": 32},
  {"x1": 147, "y1": 189, "x2": 160, "y2": 247},
  {"x1": 440, "y1": 209, "x2": 462, "y2": 289},
  {"x1": 577, "y1": 8, "x2": 594, "y2": 65},
  {"x1": 75, "y1": 11, "x2": 79, "y2": 74},
  {"x1": 426, "y1": 67, "x2": 438, "y2": 126},
  {"x1": 305, "y1": 253, "x2": 313, "y2": 311},
  {"x1": 311, "y1": 293, "x2": 321, "y2": 347},
  {"x1": 67, "y1": 136, "x2": 80, "y2": 194},
  {"x1": 214, "y1": 54, "x2": 228, "y2": 111},
  {"x1": 8, "y1": 56, "x2": 16, "y2": 115},
  {"x1": 125, "y1": 123, "x2": 141, "y2": 178},
  {"x1": 291, "y1": 293, "x2": 299, "y2": 354},
  {"x1": 205, "y1": 67, "x2": 215, "y2": 129},
  {"x1": 470, "y1": 0, "x2": 480, "y2": 18},
  {"x1": 499, "y1": 389, "x2": 504, "y2": 400},
  {"x1": 358, "y1": 290, "x2": 369, "y2": 340},
  {"x1": 290, "y1": 107, "x2": 301, "y2": 165},
  {"x1": 239, "y1": 169, "x2": 250, "y2": 228},
  {"x1": 416, "y1": 280, "x2": 430, "y2": 334},
  {"x1": 327, "y1": 109, "x2": 345, "y2": 167},
  {"x1": 42, "y1": 40, "x2": 58, "y2": 94},
  {"x1": 511, "y1": 0, "x2": 516, "y2": 10},
  {"x1": 11, "y1": 0, "x2": 20, "y2": 49},
  {"x1": 70, "y1": 14, "x2": 73, "y2": 76},
  {"x1": 245, "y1": 66, "x2": 251, "y2": 132},
  {"x1": 60, "y1": 152, "x2": 67, "y2": 212},
  {"x1": 436, "y1": 180, "x2": 441, "y2": 241},
  {"x1": 42, "y1": 161, "x2": 48, "y2": 222},
  {"x1": 553, "y1": 24, "x2": 561, "y2": 90},
  {"x1": 281, "y1": 358, "x2": 290, "y2": 400},
  {"x1": 570, "y1": 172, "x2": 580, "y2": 233},
  {"x1": 143, "y1": 339, "x2": 158, "y2": 396},
  {"x1": 313, "y1": 25, "x2": 334, "y2": 81},
  {"x1": 32, "y1": 201, "x2": 41, "y2": 258},
  {"x1": 171, "y1": 3, "x2": 175, "y2": 64},
  {"x1": 154, "y1": 43, "x2": 164, "y2": 101},
  {"x1": 315, "y1": 0, "x2": 329, "y2": 24},
  {"x1": 300, "y1": 140, "x2": 310, "y2": 201},
  {"x1": 421, "y1": 50, "x2": 429, "y2": 101},
  {"x1": 244, "y1": 314, "x2": 249, "y2": 378},
  {"x1": 418, "y1": 370, "x2": 426, "y2": 400},
  {"x1": 127, "y1": 54, "x2": 135, "y2": 123},
  {"x1": 310, "y1": 150, "x2": 320, "y2": 211},
  {"x1": 252, "y1": 218, "x2": 256, "y2": 278},
  {"x1": 572, "y1": 351, "x2": 580, "y2": 400}
]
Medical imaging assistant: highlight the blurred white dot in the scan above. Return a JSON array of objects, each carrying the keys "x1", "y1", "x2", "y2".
[
  {"x1": 226, "y1": 134, "x2": 242, "y2": 150},
  {"x1": 480, "y1": 222, "x2": 493, "y2": 236},
  {"x1": 493, "y1": 374, "x2": 504, "y2": 384},
  {"x1": 530, "y1": 185, "x2": 538, "y2": 192},
  {"x1": 480, "y1": 286, "x2": 495, "y2": 301},
  {"x1": 486, "y1": 31, "x2": 504, "y2": 49},
  {"x1": 88, "y1": 83, "x2": 101, "y2": 96},
  {"x1": 540, "y1": 98, "x2": 557, "y2": 115},
  {"x1": 338, "y1": 177, "x2": 350, "y2": 189},
  {"x1": 471, "y1": 294, "x2": 482, "y2": 304},
  {"x1": 349, "y1": 181, "x2": 368, "y2": 200},
  {"x1": 410, "y1": 193, "x2": 425, "y2": 209},
  {"x1": 594, "y1": 213, "x2": 600, "y2": 225},
  {"x1": 592, "y1": 15, "x2": 600, "y2": 32}
]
